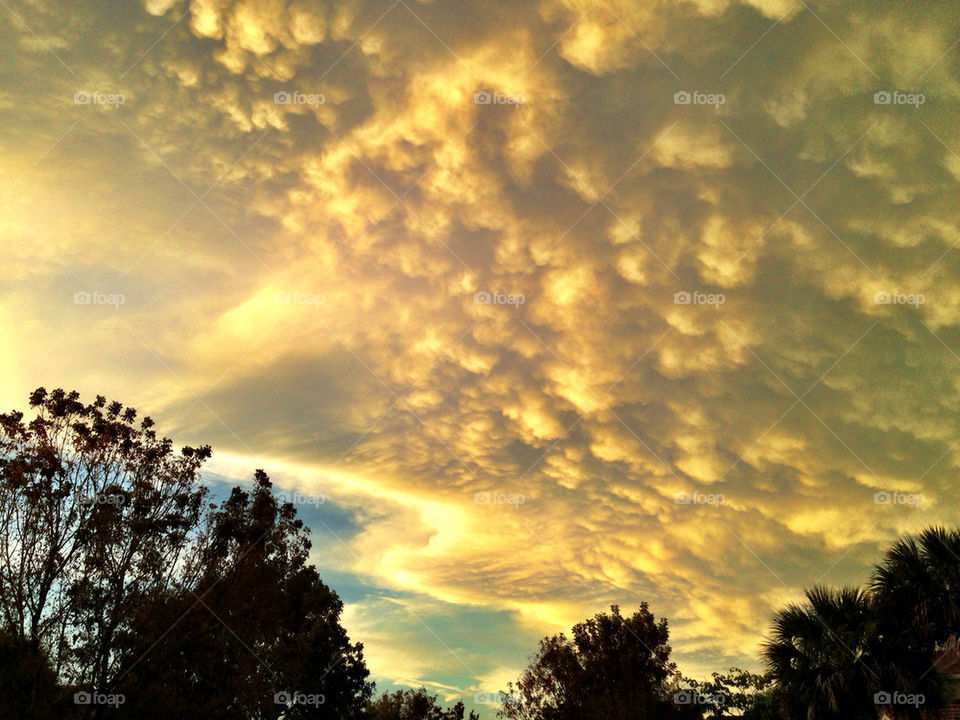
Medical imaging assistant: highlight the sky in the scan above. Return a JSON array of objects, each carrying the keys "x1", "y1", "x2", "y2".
[{"x1": 1, "y1": 0, "x2": 959, "y2": 715}]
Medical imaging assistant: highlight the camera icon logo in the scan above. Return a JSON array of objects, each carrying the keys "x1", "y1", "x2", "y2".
[
  {"x1": 874, "y1": 691, "x2": 892, "y2": 704},
  {"x1": 674, "y1": 690, "x2": 693, "y2": 704},
  {"x1": 274, "y1": 91, "x2": 292, "y2": 104},
  {"x1": 674, "y1": 492, "x2": 692, "y2": 505},
  {"x1": 474, "y1": 91, "x2": 492, "y2": 105},
  {"x1": 874, "y1": 491, "x2": 892, "y2": 505},
  {"x1": 74, "y1": 92, "x2": 91, "y2": 105},
  {"x1": 674, "y1": 291, "x2": 691, "y2": 304},
  {"x1": 674, "y1": 91, "x2": 691, "y2": 105},
  {"x1": 74, "y1": 291, "x2": 92, "y2": 305},
  {"x1": 874, "y1": 91, "x2": 892, "y2": 105},
  {"x1": 474, "y1": 291, "x2": 492, "y2": 304},
  {"x1": 74, "y1": 691, "x2": 92, "y2": 705},
  {"x1": 874, "y1": 291, "x2": 891, "y2": 304},
  {"x1": 274, "y1": 291, "x2": 291, "y2": 304},
  {"x1": 274, "y1": 691, "x2": 292, "y2": 704}
]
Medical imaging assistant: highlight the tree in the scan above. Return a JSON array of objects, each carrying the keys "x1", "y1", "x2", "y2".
[
  {"x1": 0, "y1": 628, "x2": 63, "y2": 719},
  {"x1": 498, "y1": 604, "x2": 700, "y2": 720},
  {"x1": 113, "y1": 470, "x2": 372, "y2": 719},
  {"x1": 867, "y1": 526, "x2": 957, "y2": 717},
  {"x1": 0, "y1": 388, "x2": 212, "y2": 696},
  {"x1": 764, "y1": 586, "x2": 883, "y2": 720},
  {"x1": 0, "y1": 388, "x2": 372, "y2": 718},
  {"x1": 683, "y1": 667, "x2": 781, "y2": 719},
  {"x1": 739, "y1": 688, "x2": 783, "y2": 720},
  {"x1": 366, "y1": 687, "x2": 480, "y2": 720},
  {"x1": 764, "y1": 528, "x2": 960, "y2": 720},
  {"x1": 871, "y1": 526, "x2": 960, "y2": 652}
]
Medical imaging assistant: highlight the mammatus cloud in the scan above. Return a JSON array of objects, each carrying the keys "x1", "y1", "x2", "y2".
[{"x1": 2, "y1": 0, "x2": 960, "y2": 707}]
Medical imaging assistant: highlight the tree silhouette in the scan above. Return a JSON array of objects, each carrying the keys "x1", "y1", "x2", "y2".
[
  {"x1": 0, "y1": 389, "x2": 371, "y2": 718},
  {"x1": 683, "y1": 667, "x2": 781, "y2": 719},
  {"x1": 0, "y1": 628, "x2": 63, "y2": 719},
  {"x1": 0, "y1": 388, "x2": 212, "y2": 693},
  {"x1": 113, "y1": 470, "x2": 371, "y2": 719},
  {"x1": 498, "y1": 604, "x2": 700, "y2": 720},
  {"x1": 867, "y1": 526, "x2": 956, "y2": 718},
  {"x1": 763, "y1": 586, "x2": 882, "y2": 720},
  {"x1": 871, "y1": 526, "x2": 960, "y2": 652},
  {"x1": 764, "y1": 531, "x2": 957, "y2": 720},
  {"x1": 366, "y1": 687, "x2": 480, "y2": 720}
]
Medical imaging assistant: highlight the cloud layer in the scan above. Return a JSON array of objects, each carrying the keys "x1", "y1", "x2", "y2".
[{"x1": 3, "y1": 0, "x2": 960, "y2": 710}]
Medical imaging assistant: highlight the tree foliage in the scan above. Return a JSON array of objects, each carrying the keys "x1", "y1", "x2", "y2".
[
  {"x1": 764, "y1": 528, "x2": 960, "y2": 720},
  {"x1": 682, "y1": 667, "x2": 780, "y2": 719},
  {"x1": 871, "y1": 526, "x2": 960, "y2": 653},
  {"x1": 0, "y1": 388, "x2": 371, "y2": 718},
  {"x1": 114, "y1": 470, "x2": 371, "y2": 719},
  {"x1": 0, "y1": 628, "x2": 63, "y2": 719},
  {"x1": 366, "y1": 687, "x2": 480, "y2": 720},
  {"x1": 498, "y1": 604, "x2": 699, "y2": 720}
]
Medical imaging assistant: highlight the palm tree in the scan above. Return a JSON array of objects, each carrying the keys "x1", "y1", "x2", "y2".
[
  {"x1": 765, "y1": 529, "x2": 960, "y2": 720},
  {"x1": 871, "y1": 526, "x2": 960, "y2": 652},
  {"x1": 868, "y1": 526, "x2": 960, "y2": 714},
  {"x1": 763, "y1": 586, "x2": 881, "y2": 719}
]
